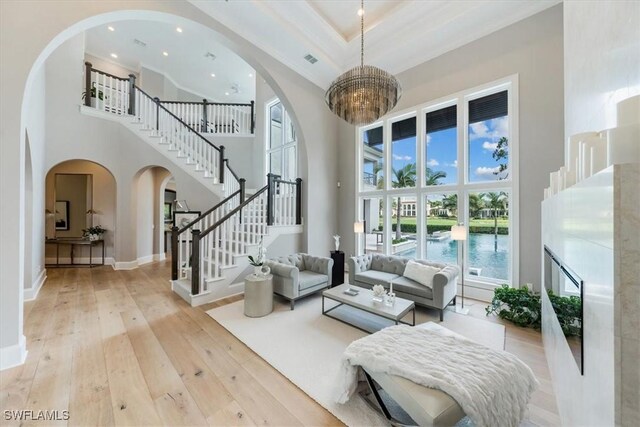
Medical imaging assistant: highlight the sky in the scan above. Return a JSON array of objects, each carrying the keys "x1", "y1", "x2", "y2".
[{"x1": 387, "y1": 115, "x2": 509, "y2": 184}]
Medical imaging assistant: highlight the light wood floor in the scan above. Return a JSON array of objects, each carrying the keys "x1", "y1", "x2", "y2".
[{"x1": 1, "y1": 261, "x2": 560, "y2": 426}]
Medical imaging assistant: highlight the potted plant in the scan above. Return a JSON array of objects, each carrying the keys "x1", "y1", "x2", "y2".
[
  {"x1": 248, "y1": 238, "x2": 270, "y2": 277},
  {"x1": 81, "y1": 82, "x2": 104, "y2": 108},
  {"x1": 82, "y1": 225, "x2": 106, "y2": 241}
]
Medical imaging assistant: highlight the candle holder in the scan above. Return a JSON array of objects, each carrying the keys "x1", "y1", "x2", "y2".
[{"x1": 384, "y1": 292, "x2": 396, "y2": 306}]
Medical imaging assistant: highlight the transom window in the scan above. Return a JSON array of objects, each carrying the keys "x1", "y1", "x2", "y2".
[{"x1": 356, "y1": 77, "x2": 518, "y2": 288}]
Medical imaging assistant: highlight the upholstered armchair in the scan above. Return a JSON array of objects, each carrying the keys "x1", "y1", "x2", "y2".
[{"x1": 265, "y1": 253, "x2": 334, "y2": 309}]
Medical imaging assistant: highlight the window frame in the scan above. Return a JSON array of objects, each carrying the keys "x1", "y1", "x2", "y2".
[
  {"x1": 265, "y1": 98, "x2": 297, "y2": 182},
  {"x1": 355, "y1": 75, "x2": 519, "y2": 290}
]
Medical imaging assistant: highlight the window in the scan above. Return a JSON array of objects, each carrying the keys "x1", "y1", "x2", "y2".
[
  {"x1": 362, "y1": 125, "x2": 383, "y2": 190},
  {"x1": 356, "y1": 77, "x2": 517, "y2": 287},
  {"x1": 361, "y1": 196, "x2": 384, "y2": 254},
  {"x1": 267, "y1": 100, "x2": 297, "y2": 180}
]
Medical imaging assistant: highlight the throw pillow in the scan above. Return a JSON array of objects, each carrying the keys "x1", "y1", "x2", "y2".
[{"x1": 403, "y1": 260, "x2": 441, "y2": 289}]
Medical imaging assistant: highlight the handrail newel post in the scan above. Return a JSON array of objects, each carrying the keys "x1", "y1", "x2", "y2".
[
  {"x1": 296, "y1": 178, "x2": 302, "y2": 225},
  {"x1": 84, "y1": 62, "x2": 92, "y2": 107},
  {"x1": 250, "y1": 101, "x2": 255, "y2": 134},
  {"x1": 219, "y1": 145, "x2": 226, "y2": 184},
  {"x1": 267, "y1": 173, "x2": 275, "y2": 226},
  {"x1": 239, "y1": 178, "x2": 246, "y2": 203},
  {"x1": 171, "y1": 226, "x2": 179, "y2": 280},
  {"x1": 191, "y1": 229, "x2": 201, "y2": 295},
  {"x1": 153, "y1": 97, "x2": 160, "y2": 133},
  {"x1": 128, "y1": 74, "x2": 136, "y2": 116},
  {"x1": 202, "y1": 98, "x2": 208, "y2": 133}
]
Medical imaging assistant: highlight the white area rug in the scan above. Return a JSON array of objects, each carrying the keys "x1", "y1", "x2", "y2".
[{"x1": 207, "y1": 294, "x2": 505, "y2": 426}]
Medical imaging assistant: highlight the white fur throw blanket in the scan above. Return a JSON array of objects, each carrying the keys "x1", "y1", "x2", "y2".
[{"x1": 336, "y1": 325, "x2": 538, "y2": 427}]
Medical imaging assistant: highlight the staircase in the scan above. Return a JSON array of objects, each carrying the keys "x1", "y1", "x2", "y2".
[{"x1": 81, "y1": 63, "x2": 303, "y2": 306}]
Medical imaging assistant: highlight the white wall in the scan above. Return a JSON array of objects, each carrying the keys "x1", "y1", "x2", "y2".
[
  {"x1": 337, "y1": 5, "x2": 564, "y2": 290},
  {"x1": 135, "y1": 168, "x2": 155, "y2": 260},
  {"x1": 84, "y1": 52, "x2": 137, "y2": 80},
  {"x1": 563, "y1": 1, "x2": 640, "y2": 147}
]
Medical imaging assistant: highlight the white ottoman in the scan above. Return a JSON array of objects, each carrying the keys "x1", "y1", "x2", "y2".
[{"x1": 244, "y1": 274, "x2": 273, "y2": 317}]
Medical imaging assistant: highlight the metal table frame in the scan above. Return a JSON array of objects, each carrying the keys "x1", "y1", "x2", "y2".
[
  {"x1": 45, "y1": 238, "x2": 105, "y2": 268},
  {"x1": 322, "y1": 292, "x2": 415, "y2": 334}
]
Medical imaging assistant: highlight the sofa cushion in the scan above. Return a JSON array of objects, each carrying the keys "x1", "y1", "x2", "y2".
[
  {"x1": 355, "y1": 270, "x2": 401, "y2": 288},
  {"x1": 298, "y1": 271, "x2": 327, "y2": 291},
  {"x1": 271, "y1": 253, "x2": 306, "y2": 270},
  {"x1": 403, "y1": 260, "x2": 441, "y2": 289},
  {"x1": 370, "y1": 255, "x2": 408, "y2": 275},
  {"x1": 392, "y1": 276, "x2": 434, "y2": 300}
]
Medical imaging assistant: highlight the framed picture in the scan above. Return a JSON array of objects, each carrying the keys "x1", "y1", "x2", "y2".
[
  {"x1": 173, "y1": 211, "x2": 201, "y2": 230},
  {"x1": 164, "y1": 202, "x2": 173, "y2": 223},
  {"x1": 55, "y1": 200, "x2": 70, "y2": 230}
]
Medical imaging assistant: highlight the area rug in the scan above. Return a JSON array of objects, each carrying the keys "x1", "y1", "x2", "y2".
[{"x1": 206, "y1": 294, "x2": 505, "y2": 426}]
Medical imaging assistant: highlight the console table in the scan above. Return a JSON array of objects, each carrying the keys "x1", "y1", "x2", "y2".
[
  {"x1": 45, "y1": 238, "x2": 105, "y2": 267},
  {"x1": 330, "y1": 250, "x2": 345, "y2": 287}
]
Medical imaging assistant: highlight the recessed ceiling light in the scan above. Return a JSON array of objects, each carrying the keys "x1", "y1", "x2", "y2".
[
  {"x1": 110, "y1": 53, "x2": 118, "y2": 58},
  {"x1": 108, "y1": 26, "x2": 115, "y2": 32},
  {"x1": 162, "y1": 51, "x2": 169, "y2": 56},
  {"x1": 248, "y1": 73, "x2": 253, "y2": 77},
  {"x1": 210, "y1": 73, "x2": 216, "y2": 77},
  {"x1": 225, "y1": 92, "x2": 229, "y2": 96},
  {"x1": 357, "y1": 8, "x2": 364, "y2": 16},
  {"x1": 176, "y1": 27, "x2": 183, "y2": 33}
]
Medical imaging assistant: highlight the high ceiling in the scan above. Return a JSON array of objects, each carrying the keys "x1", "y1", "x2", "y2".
[
  {"x1": 190, "y1": 0, "x2": 560, "y2": 89},
  {"x1": 85, "y1": 20, "x2": 256, "y2": 103}
]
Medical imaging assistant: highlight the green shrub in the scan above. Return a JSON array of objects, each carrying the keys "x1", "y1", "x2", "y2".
[{"x1": 486, "y1": 284, "x2": 581, "y2": 337}]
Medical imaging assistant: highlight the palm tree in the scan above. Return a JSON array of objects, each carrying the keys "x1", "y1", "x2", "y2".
[
  {"x1": 441, "y1": 194, "x2": 457, "y2": 217},
  {"x1": 481, "y1": 191, "x2": 507, "y2": 242},
  {"x1": 425, "y1": 167, "x2": 447, "y2": 186},
  {"x1": 391, "y1": 163, "x2": 416, "y2": 240},
  {"x1": 469, "y1": 193, "x2": 484, "y2": 219},
  {"x1": 372, "y1": 163, "x2": 384, "y2": 190}
]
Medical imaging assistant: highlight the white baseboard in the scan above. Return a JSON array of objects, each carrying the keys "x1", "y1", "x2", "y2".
[
  {"x1": 137, "y1": 254, "x2": 154, "y2": 265},
  {"x1": 457, "y1": 283, "x2": 493, "y2": 303},
  {"x1": 0, "y1": 335, "x2": 27, "y2": 371},
  {"x1": 113, "y1": 260, "x2": 138, "y2": 270},
  {"x1": 46, "y1": 256, "x2": 114, "y2": 266},
  {"x1": 24, "y1": 269, "x2": 46, "y2": 301},
  {"x1": 154, "y1": 253, "x2": 166, "y2": 262}
]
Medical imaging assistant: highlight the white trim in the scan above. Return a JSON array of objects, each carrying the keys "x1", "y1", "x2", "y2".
[
  {"x1": 24, "y1": 269, "x2": 46, "y2": 301},
  {"x1": 46, "y1": 256, "x2": 115, "y2": 266},
  {"x1": 0, "y1": 334, "x2": 27, "y2": 371},
  {"x1": 137, "y1": 254, "x2": 155, "y2": 265},
  {"x1": 113, "y1": 260, "x2": 138, "y2": 270}
]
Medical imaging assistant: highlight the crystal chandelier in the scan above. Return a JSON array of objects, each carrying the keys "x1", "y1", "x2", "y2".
[{"x1": 325, "y1": 0, "x2": 401, "y2": 125}]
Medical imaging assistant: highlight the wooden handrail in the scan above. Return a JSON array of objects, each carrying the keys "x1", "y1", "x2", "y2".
[
  {"x1": 224, "y1": 159, "x2": 240, "y2": 182},
  {"x1": 177, "y1": 190, "x2": 241, "y2": 235},
  {"x1": 160, "y1": 100, "x2": 254, "y2": 107},
  {"x1": 200, "y1": 185, "x2": 268, "y2": 237},
  {"x1": 86, "y1": 63, "x2": 129, "y2": 81}
]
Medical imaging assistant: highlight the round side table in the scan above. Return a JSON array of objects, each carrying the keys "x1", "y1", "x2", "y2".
[{"x1": 244, "y1": 274, "x2": 273, "y2": 317}]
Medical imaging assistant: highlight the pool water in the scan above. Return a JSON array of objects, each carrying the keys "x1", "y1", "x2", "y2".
[{"x1": 397, "y1": 233, "x2": 509, "y2": 281}]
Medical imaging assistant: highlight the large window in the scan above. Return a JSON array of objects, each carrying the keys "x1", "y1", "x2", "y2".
[
  {"x1": 267, "y1": 100, "x2": 297, "y2": 180},
  {"x1": 356, "y1": 77, "x2": 517, "y2": 287}
]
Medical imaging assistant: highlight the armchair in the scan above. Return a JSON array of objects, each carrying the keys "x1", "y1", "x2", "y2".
[{"x1": 265, "y1": 253, "x2": 334, "y2": 310}]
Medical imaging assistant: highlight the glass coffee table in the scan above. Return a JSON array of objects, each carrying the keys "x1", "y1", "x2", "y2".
[{"x1": 322, "y1": 284, "x2": 415, "y2": 333}]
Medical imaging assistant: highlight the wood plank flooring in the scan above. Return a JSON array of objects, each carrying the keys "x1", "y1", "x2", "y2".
[{"x1": 0, "y1": 261, "x2": 560, "y2": 426}]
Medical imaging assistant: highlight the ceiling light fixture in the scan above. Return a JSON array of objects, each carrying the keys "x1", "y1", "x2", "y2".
[
  {"x1": 162, "y1": 51, "x2": 169, "y2": 56},
  {"x1": 325, "y1": 0, "x2": 401, "y2": 125},
  {"x1": 249, "y1": 73, "x2": 253, "y2": 77},
  {"x1": 357, "y1": 8, "x2": 364, "y2": 16},
  {"x1": 211, "y1": 73, "x2": 216, "y2": 77},
  {"x1": 176, "y1": 27, "x2": 183, "y2": 33},
  {"x1": 110, "y1": 53, "x2": 118, "y2": 58},
  {"x1": 225, "y1": 92, "x2": 229, "y2": 96},
  {"x1": 108, "y1": 26, "x2": 115, "y2": 32}
]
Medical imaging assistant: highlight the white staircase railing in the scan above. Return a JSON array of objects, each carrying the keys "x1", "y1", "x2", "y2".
[{"x1": 161, "y1": 100, "x2": 255, "y2": 135}]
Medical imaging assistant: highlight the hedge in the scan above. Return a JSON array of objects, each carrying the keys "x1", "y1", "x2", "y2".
[{"x1": 379, "y1": 224, "x2": 508, "y2": 235}]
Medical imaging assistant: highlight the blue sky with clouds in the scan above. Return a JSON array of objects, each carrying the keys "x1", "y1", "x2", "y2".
[{"x1": 389, "y1": 115, "x2": 508, "y2": 184}]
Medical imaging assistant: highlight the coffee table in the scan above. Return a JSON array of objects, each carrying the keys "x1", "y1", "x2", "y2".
[{"x1": 322, "y1": 284, "x2": 415, "y2": 333}]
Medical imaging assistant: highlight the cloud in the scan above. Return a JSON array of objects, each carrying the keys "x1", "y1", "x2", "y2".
[
  {"x1": 469, "y1": 116, "x2": 509, "y2": 141},
  {"x1": 475, "y1": 166, "x2": 501, "y2": 177},
  {"x1": 469, "y1": 122, "x2": 489, "y2": 140},
  {"x1": 426, "y1": 158, "x2": 439, "y2": 167},
  {"x1": 445, "y1": 160, "x2": 458, "y2": 168},
  {"x1": 393, "y1": 154, "x2": 412, "y2": 161},
  {"x1": 426, "y1": 134, "x2": 431, "y2": 146},
  {"x1": 482, "y1": 141, "x2": 498, "y2": 151}
]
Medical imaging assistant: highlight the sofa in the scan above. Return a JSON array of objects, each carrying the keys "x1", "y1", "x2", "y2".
[
  {"x1": 348, "y1": 254, "x2": 459, "y2": 321},
  {"x1": 265, "y1": 253, "x2": 334, "y2": 310}
]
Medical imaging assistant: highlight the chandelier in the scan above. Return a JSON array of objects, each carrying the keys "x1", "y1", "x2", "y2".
[{"x1": 325, "y1": 0, "x2": 401, "y2": 126}]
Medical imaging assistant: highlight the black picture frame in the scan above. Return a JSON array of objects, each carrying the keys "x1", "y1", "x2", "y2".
[
  {"x1": 173, "y1": 211, "x2": 201, "y2": 230},
  {"x1": 55, "y1": 200, "x2": 70, "y2": 230}
]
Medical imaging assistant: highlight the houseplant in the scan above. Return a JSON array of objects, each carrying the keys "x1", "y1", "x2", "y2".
[
  {"x1": 82, "y1": 225, "x2": 106, "y2": 241},
  {"x1": 81, "y1": 82, "x2": 104, "y2": 108},
  {"x1": 248, "y1": 238, "x2": 270, "y2": 277}
]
